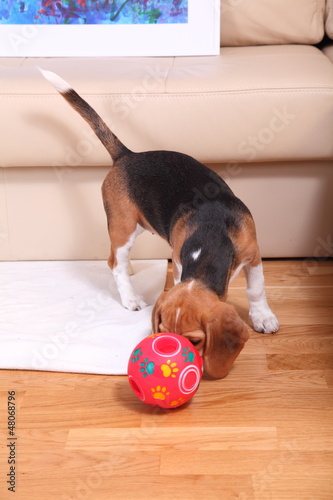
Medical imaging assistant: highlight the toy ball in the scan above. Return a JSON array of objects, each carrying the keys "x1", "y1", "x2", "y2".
[{"x1": 128, "y1": 332, "x2": 203, "y2": 409}]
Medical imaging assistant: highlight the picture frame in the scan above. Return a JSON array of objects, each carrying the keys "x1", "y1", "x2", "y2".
[{"x1": 0, "y1": 0, "x2": 220, "y2": 57}]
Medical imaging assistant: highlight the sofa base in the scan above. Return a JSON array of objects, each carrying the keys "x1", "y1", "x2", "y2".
[{"x1": 0, "y1": 160, "x2": 332, "y2": 261}]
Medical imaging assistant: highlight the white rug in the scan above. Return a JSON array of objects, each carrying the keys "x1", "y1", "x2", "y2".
[{"x1": 0, "y1": 260, "x2": 167, "y2": 375}]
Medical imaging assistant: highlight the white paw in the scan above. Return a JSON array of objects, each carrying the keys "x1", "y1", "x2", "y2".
[
  {"x1": 122, "y1": 295, "x2": 148, "y2": 311},
  {"x1": 250, "y1": 310, "x2": 279, "y2": 334}
]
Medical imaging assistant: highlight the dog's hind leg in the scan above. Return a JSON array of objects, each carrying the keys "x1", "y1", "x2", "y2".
[
  {"x1": 102, "y1": 192, "x2": 146, "y2": 311},
  {"x1": 102, "y1": 172, "x2": 147, "y2": 311},
  {"x1": 108, "y1": 222, "x2": 147, "y2": 311}
]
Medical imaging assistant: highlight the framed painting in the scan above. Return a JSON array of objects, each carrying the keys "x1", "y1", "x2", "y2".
[{"x1": 0, "y1": 0, "x2": 220, "y2": 57}]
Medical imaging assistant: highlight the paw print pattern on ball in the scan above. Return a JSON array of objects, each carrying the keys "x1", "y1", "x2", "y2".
[
  {"x1": 147, "y1": 333, "x2": 164, "y2": 339},
  {"x1": 170, "y1": 397, "x2": 186, "y2": 407},
  {"x1": 160, "y1": 359, "x2": 179, "y2": 378},
  {"x1": 128, "y1": 333, "x2": 203, "y2": 408},
  {"x1": 151, "y1": 386, "x2": 170, "y2": 400},
  {"x1": 130, "y1": 347, "x2": 142, "y2": 363},
  {"x1": 139, "y1": 358, "x2": 155, "y2": 377},
  {"x1": 181, "y1": 347, "x2": 195, "y2": 363}
]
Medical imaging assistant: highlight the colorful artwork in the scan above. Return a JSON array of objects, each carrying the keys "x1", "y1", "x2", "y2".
[{"x1": 0, "y1": 0, "x2": 188, "y2": 25}]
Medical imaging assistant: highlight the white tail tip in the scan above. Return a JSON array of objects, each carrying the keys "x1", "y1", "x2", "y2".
[{"x1": 38, "y1": 67, "x2": 72, "y2": 94}]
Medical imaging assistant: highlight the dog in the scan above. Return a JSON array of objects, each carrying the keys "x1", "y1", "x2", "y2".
[{"x1": 40, "y1": 68, "x2": 279, "y2": 379}]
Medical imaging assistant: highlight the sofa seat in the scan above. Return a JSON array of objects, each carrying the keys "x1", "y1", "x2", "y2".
[
  {"x1": 1, "y1": 44, "x2": 333, "y2": 168},
  {"x1": 1, "y1": 39, "x2": 333, "y2": 260}
]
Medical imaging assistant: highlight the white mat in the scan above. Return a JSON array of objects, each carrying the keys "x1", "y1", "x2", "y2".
[{"x1": 0, "y1": 260, "x2": 167, "y2": 375}]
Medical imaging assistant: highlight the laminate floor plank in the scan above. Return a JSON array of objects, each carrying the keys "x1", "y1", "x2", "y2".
[{"x1": 0, "y1": 260, "x2": 332, "y2": 500}]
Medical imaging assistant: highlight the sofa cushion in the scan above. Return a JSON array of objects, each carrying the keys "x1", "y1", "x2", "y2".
[
  {"x1": 1, "y1": 45, "x2": 333, "y2": 167},
  {"x1": 220, "y1": 0, "x2": 325, "y2": 46},
  {"x1": 326, "y1": 0, "x2": 333, "y2": 38}
]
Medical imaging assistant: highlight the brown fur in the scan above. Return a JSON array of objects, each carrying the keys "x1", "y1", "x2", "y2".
[{"x1": 152, "y1": 281, "x2": 249, "y2": 379}]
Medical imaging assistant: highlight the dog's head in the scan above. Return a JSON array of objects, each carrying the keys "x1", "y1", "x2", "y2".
[{"x1": 152, "y1": 281, "x2": 249, "y2": 379}]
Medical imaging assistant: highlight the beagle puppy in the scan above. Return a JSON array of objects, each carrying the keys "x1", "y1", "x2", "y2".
[{"x1": 40, "y1": 69, "x2": 279, "y2": 379}]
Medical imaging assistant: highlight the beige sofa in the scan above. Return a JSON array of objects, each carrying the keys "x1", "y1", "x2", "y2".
[{"x1": 1, "y1": 0, "x2": 332, "y2": 261}]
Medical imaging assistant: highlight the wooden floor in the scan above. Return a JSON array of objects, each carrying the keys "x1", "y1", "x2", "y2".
[{"x1": 0, "y1": 259, "x2": 333, "y2": 500}]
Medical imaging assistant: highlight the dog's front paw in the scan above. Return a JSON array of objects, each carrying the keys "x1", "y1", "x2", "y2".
[
  {"x1": 122, "y1": 295, "x2": 148, "y2": 311},
  {"x1": 250, "y1": 309, "x2": 279, "y2": 334}
]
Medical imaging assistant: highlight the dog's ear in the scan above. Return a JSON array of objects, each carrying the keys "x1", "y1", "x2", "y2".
[
  {"x1": 152, "y1": 291, "x2": 167, "y2": 332},
  {"x1": 202, "y1": 302, "x2": 249, "y2": 379}
]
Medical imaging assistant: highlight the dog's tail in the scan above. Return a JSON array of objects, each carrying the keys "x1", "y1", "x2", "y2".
[{"x1": 38, "y1": 68, "x2": 129, "y2": 161}]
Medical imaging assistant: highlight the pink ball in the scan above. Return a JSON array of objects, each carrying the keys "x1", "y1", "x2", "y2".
[{"x1": 128, "y1": 332, "x2": 203, "y2": 408}]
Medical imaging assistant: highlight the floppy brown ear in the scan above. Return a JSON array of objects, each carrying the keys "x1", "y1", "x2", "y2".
[
  {"x1": 203, "y1": 302, "x2": 249, "y2": 379},
  {"x1": 152, "y1": 291, "x2": 167, "y2": 332}
]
